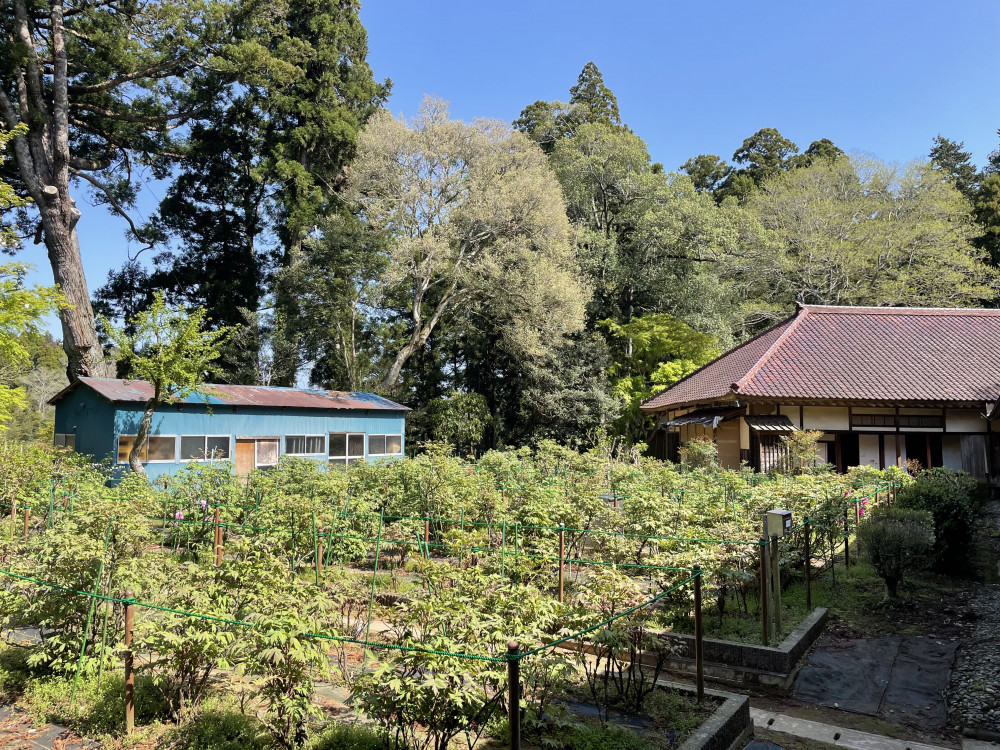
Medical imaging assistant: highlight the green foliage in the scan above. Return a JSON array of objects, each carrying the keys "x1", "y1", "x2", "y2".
[
  {"x1": 0, "y1": 263, "x2": 65, "y2": 424},
  {"x1": 857, "y1": 506, "x2": 935, "y2": 599},
  {"x1": 776, "y1": 430, "x2": 826, "y2": 475},
  {"x1": 603, "y1": 314, "x2": 719, "y2": 440},
  {"x1": 564, "y1": 726, "x2": 652, "y2": 750},
  {"x1": 677, "y1": 437, "x2": 718, "y2": 471},
  {"x1": 929, "y1": 135, "x2": 979, "y2": 200},
  {"x1": 101, "y1": 291, "x2": 231, "y2": 476},
  {"x1": 170, "y1": 706, "x2": 269, "y2": 750},
  {"x1": 896, "y1": 468, "x2": 982, "y2": 574},
  {"x1": 309, "y1": 722, "x2": 387, "y2": 750},
  {"x1": 429, "y1": 391, "x2": 492, "y2": 456}
]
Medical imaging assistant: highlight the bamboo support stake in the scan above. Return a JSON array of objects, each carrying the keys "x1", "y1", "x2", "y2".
[
  {"x1": 317, "y1": 528, "x2": 325, "y2": 581},
  {"x1": 9, "y1": 499, "x2": 15, "y2": 540},
  {"x1": 23, "y1": 508, "x2": 29, "y2": 539},
  {"x1": 558, "y1": 523, "x2": 565, "y2": 604}
]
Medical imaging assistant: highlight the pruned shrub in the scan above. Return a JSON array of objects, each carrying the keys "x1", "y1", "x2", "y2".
[
  {"x1": 678, "y1": 437, "x2": 718, "y2": 471},
  {"x1": 857, "y1": 506, "x2": 934, "y2": 599},
  {"x1": 896, "y1": 468, "x2": 982, "y2": 574}
]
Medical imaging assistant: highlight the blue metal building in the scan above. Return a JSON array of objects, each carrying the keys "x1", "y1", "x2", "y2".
[{"x1": 50, "y1": 378, "x2": 409, "y2": 481}]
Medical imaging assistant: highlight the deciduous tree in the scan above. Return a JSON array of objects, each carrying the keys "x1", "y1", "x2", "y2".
[
  {"x1": 101, "y1": 292, "x2": 230, "y2": 477},
  {"x1": 341, "y1": 98, "x2": 587, "y2": 394}
]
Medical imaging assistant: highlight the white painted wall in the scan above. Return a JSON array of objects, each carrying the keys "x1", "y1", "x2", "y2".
[
  {"x1": 945, "y1": 409, "x2": 987, "y2": 433},
  {"x1": 802, "y1": 406, "x2": 849, "y2": 431}
]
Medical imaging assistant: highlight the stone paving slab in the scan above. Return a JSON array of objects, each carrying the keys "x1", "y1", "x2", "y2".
[{"x1": 750, "y1": 708, "x2": 951, "y2": 750}]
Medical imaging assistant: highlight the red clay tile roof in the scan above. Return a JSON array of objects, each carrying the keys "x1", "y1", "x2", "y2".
[
  {"x1": 642, "y1": 305, "x2": 1000, "y2": 411},
  {"x1": 50, "y1": 378, "x2": 410, "y2": 411}
]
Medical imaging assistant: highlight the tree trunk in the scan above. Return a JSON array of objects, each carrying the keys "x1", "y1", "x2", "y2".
[
  {"x1": 0, "y1": 0, "x2": 111, "y2": 382},
  {"x1": 40, "y1": 203, "x2": 110, "y2": 381},
  {"x1": 885, "y1": 575, "x2": 899, "y2": 600},
  {"x1": 128, "y1": 397, "x2": 158, "y2": 478}
]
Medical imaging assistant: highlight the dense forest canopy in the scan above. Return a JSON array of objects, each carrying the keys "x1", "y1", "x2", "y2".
[{"x1": 2, "y1": 17, "x2": 999, "y2": 452}]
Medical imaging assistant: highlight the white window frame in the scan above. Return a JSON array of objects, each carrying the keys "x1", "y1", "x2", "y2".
[
  {"x1": 255, "y1": 437, "x2": 280, "y2": 468},
  {"x1": 179, "y1": 435, "x2": 232, "y2": 463},
  {"x1": 329, "y1": 432, "x2": 366, "y2": 465},
  {"x1": 284, "y1": 434, "x2": 325, "y2": 456},
  {"x1": 117, "y1": 434, "x2": 178, "y2": 464},
  {"x1": 368, "y1": 434, "x2": 403, "y2": 457},
  {"x1": 54, "y1": 433, "x2": 75, "y2": 450}
]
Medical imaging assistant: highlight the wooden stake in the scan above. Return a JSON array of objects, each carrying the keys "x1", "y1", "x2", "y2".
[
  {"x1": 507, "y1": 641, "x2": 521, "y2": 750},
  {"x1": 124, "y1": 590, "x2": 135, "y2": 735},
  {"x1": 694, "y1": 565, "x2": 704, "y2": 701},
  {"x1": 804, "y1": 521, "x2": 812, "y2": 610},
  {"x1": 214, "y1": 507, "x2": 223, "y2": 567},
  {"x1": 23, "y1": 508, "x2": 29, "y2": 539},
  {"x1": 759, "y1": 539, "x2": 769, "y2": 647},
  {"x1": 771, "y1": 534, "x2": 782, "y2": 637}
]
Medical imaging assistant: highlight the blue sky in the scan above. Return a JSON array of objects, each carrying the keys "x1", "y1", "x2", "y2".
[{"x1": 21, "y1": 0, "x2": 1000, "y2": 332}]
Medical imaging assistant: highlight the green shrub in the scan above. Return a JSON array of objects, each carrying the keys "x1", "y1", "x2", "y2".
[
  {"x1": 678, "y1": 438, "x2": 718, "y2": 471},
  {"x1": 896, "y1": 468, "x2": 981, "y2": 574},
  {"x1": 309, "y1": 722, "x2": 387, "y2": 750},
  {"x1": 0, "y1": 646, "x2": 31, "y2": 701},
  {"x1": 564, "y1": 726, "x2": 652, "y2": 750},
  {"x1": 857, "y1": 506, "x2": 934, "y2": 599},
  {"x1": 172, "y1": 708, "x2": 269, "y2": 750}
]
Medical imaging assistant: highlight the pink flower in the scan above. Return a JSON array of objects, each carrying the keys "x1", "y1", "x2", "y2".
[
  {"x1": 198, "y1": 499, "x2": 207, "y2": 509},
  {"x1": 174, "y1": 511, "x2": 184, "y2": 520}
]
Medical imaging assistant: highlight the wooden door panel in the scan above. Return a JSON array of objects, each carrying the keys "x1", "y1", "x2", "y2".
[{"x1": 235, "y1": 439, "x2": 256, "y2": 475}]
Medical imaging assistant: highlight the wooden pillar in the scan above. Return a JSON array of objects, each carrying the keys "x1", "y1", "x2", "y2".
[
  {"x1": 835, "y1": 434, "x2": 843, "y2": 474},
  {"x1": 895, "y1": 406, "x2": 903, "y2": 466}
]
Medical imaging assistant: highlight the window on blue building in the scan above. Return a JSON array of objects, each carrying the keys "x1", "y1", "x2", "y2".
[
  {"x1": 181, "y1": 436, "x2": 231, "y2": 461},
  {"x1": 118, "y1": 435, "x2": 176, "y2": 463},
  {"x1": 329, "y1": 433, "x2": 365, "y2": 465},
  {"x1": 368, "y1": 434, "x2": 402, "y2": 457},
  {"x1": 286, "y1": 435, "x2": 325, "y2": 455}
]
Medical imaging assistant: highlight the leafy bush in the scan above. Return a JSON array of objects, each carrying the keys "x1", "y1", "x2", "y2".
[
  {"x1": 857, "y1": 506, "x2": 934, "y2": 599},
  {"x1": 677, "y1": 438, "x2": 718, "y2": 471},
  {"x1": 171, "y1": 707, "x2": 269, "y2": 750},
  {"x1": 309, "y1": 722, "x2": 388, "y2": 750},
  {"x1": 564, "y1": 726, "x2": 651, "y2": 750},
  {"x1": 896, "y1": 468, "x2": 982, "y2": 574}
]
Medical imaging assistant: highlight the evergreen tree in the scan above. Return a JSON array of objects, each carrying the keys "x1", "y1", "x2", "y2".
[
  {"x1": 568, "y1": 62, "x2": 621, "y2": 126},
  {"x1": 929, "y1": 135, "x2": 978, "y2": 200}
]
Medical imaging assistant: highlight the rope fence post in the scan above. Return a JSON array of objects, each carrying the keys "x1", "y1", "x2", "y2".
[
  {"x1": 507, "y1": 640, "x2": 521, "y2": 750},
  {"x1": 804, "y1": 521, "x2": 812, "y2": 611},
  {"x1": 317, "y1": 528, "x2": 324, "y2": 582},
  {"x1": 843, "y1": 508, "x2": 850, "y2": 570},
  {"x1": 759, "y1": 538, "x2": 769, "y2": 647},
  {"x1": 770, "y1": 533, "x2": 782, "y2": 638},
  {"x1": 124, "y1": 589, "x2": 135, "y2": 736},
  {"x1": 558, "y1": 523, "x2": 565, "y2": 604},
  {"x1": 693, "y1": 564, "x2": 704, "y2": 702},
  {"x1": 214, "y1": 507, "x2": 222, "y2": 567}
]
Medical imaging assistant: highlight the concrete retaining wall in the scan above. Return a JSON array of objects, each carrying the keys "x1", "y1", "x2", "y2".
[
  {"x1": 659, "y1": 607, "x2": 828, "y2": 690},
  {"x1": 666, "y1": 680, "x2": 752, "y2": 750}
]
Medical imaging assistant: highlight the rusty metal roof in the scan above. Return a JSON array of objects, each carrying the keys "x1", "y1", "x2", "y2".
[
  {"x1": 643, "y1": 305, "x2": 1000, "y2": 411},
  {"x1": 50, "y1": 378, "x2": 410, "y2": 411}
]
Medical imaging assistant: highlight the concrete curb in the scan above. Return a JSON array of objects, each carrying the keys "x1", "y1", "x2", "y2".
[{"x1": 657, "y1": 680, "x2": 752, "y2": 750}]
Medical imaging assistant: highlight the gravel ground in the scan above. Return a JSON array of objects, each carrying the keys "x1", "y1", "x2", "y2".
[{"x1": 947, "y1": 500, "x2": 1000, "y2": 738}]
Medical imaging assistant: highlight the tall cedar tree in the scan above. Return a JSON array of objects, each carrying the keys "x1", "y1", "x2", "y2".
[
  {"x1": 929, "y1": 135, "x2": 978, "y2": 200},
  {"x1": 93, "y1": 0, "x2": 388, "y2": 385}
]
